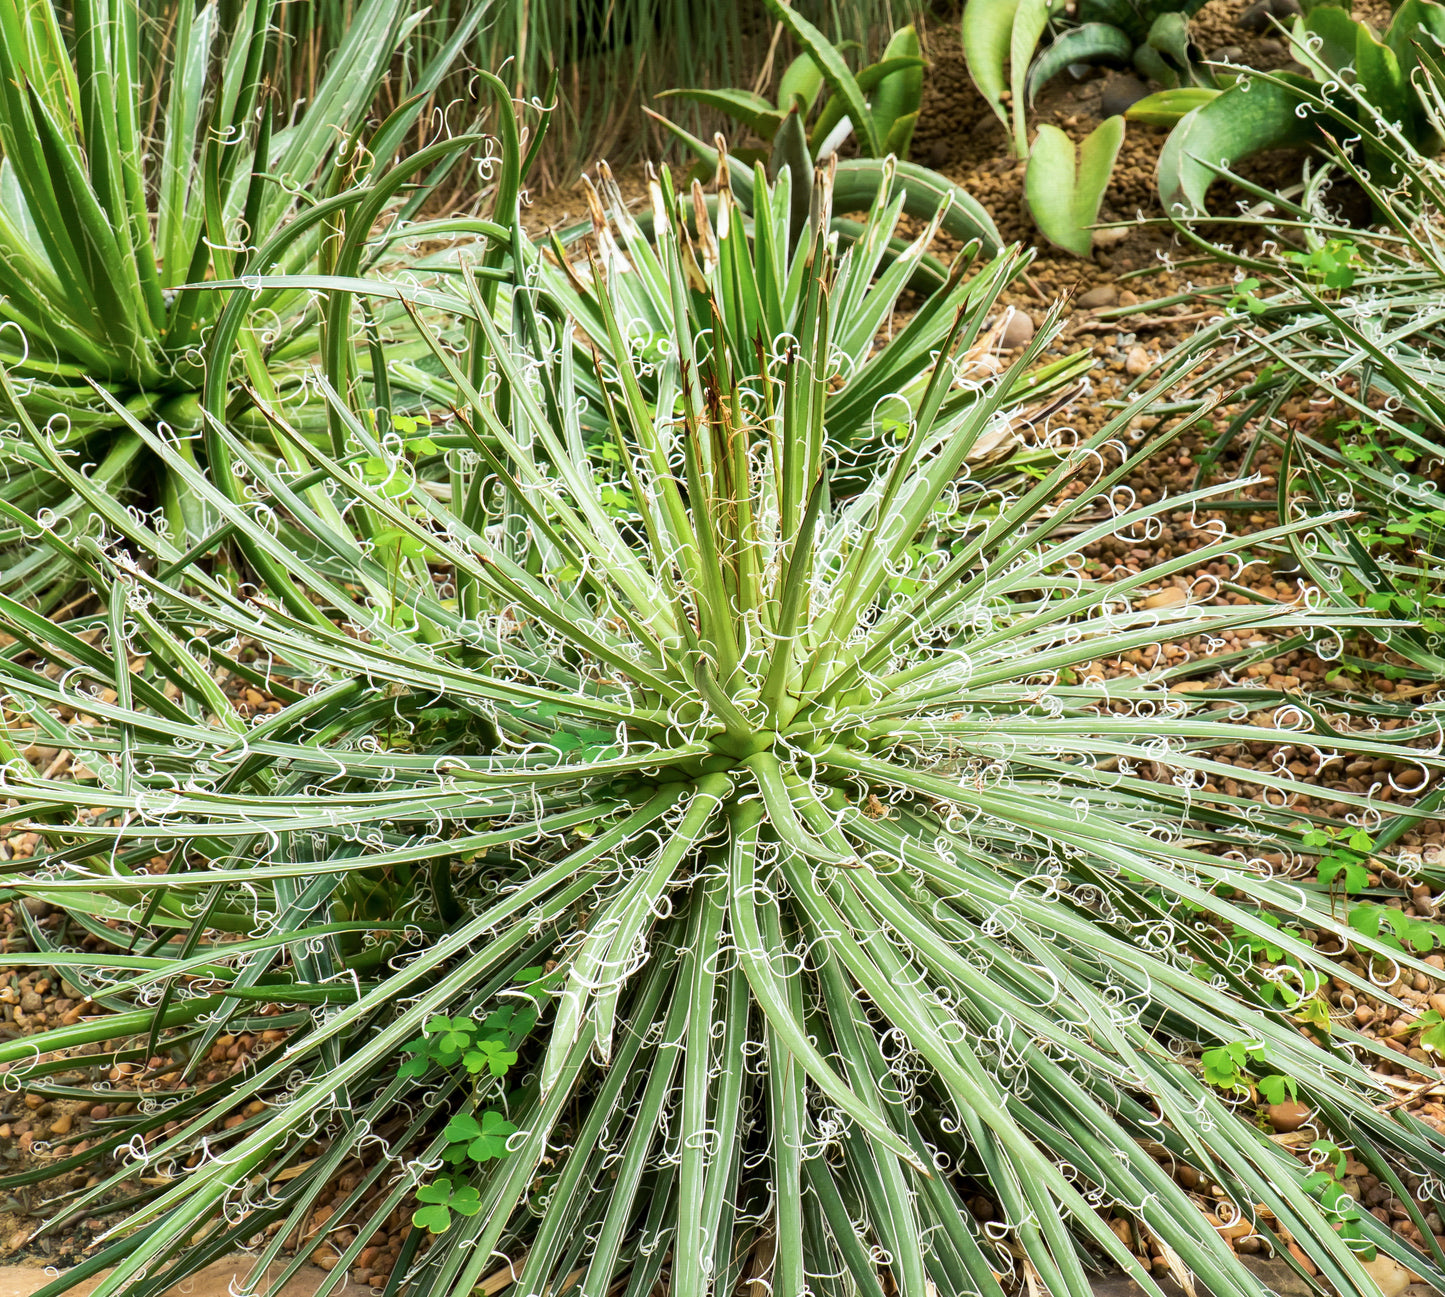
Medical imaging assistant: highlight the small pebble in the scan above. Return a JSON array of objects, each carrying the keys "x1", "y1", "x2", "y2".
[
  {"x1": 998, "y1": 308, "x2": 1034, "y2": 350},
  {"x1": 1286, "y1": 1240, "x2": 1319, "y2": 1275},
  {"x1": 1100, "y1": 73, "x2": 1150, "y2": 118},
  {"x1": 1077, "y1": 284, "x2": 1118, "y2": 310},
  {"x1": 1268, "y1": 1100, "x2": 1312, "y2": 1133},
  {"x1": 1125, "y1": 345, "x2": 1151, "y2": 376},
  {"x1": 1239, "y1": 0, "x2": 1300, "y2": 33}
]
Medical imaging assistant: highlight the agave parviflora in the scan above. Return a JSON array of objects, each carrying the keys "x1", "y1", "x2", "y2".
[
  {"x1": 0, "y1": 0, "x2": 504, "y2": 610},
  {"x1": 0, "y1": 181, "x2": 1444, "y2": 1297},
  {"x1": 536, "y1": 153, "x2": 1091, "y2": 492},
  {"x1": 1132, "y1": 52, "x2": 1445, "y2": 684}
]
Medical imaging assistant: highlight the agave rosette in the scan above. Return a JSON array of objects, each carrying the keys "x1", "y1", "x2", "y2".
[
  {"x1": 533, "y1": 153, "x2": 1090, "y2": 491},
  {"x1": 0, "y1": 0, "x2": 498, "y2": 609},
  {"x1": 0, "y1": 170, "x2": 1442, "y2": 1297},
  {"x1": 1147, "y1": 50, "x2": 1445, "y2": 684}
]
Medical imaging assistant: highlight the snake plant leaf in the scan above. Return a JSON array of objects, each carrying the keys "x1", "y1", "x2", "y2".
[
  {"x1": 622, "y1": 125, "x2": 1003, "y2": 257},
  {"x1": 1384, "y1": 0, "x2": 1445, "y2": 76},
  {"x1": 778, "y1": 50, "x2": 825, "y2": 114},
  {"x1": 962, "y1": 0, "x2": 1022, "y2": 130},
  {"x1": 1354, "y1": 26, "x2": 1412, "y2": 162},
  {"x1": 1133, "y1": 43, "x2": 1181, "y2": 87},
  {"x1": 873, "y1": 26, "x2": 924, "y2": 157},
  {"x1": 764, "y1": 0, "x2": 881, "y2": 154},
  {"x1": 1025, "y1": 116, "x2": 1125, "y2": 256},
  {"x1": 1145, "y1": 11, "x2": 1204, "y2": 83},
  {"x1": 1125, "y1": 86, "x2": 1220, "y2": 125},
  {"x1": 655, "y1": 87, "x2": 785, "y2": 140},
  {"x1": 1027, "y1": 23, "x2": 1135, "y2": 104},
  {"x1": 1380, "y1": 0, "x2": 1445, "y2": 147},
  {"x1": 1289, "y1": 3, "x2": 1359, "y2": 75},
  {"x1": 1157, "y1": 71, "x2": 1322, "y2": 214},
  {"x1": 1010, "y1": 0, "x2": 1055, "y2": 155},
  {"x1": 883, "y1": 109, "x2": 920, "y2": 157},
  {"x1": 1079, "y1": 0, "x2": 1149, "y2": 39}
]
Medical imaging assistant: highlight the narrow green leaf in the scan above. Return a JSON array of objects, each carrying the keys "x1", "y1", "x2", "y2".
[{"x1": 764, "y1": 0, "x2": 881, "y2": 154}]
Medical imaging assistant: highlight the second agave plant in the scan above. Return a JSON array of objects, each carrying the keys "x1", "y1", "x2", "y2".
[
  {"x1": 0, "y1": 0, "x2": 500, "y2": 610},
  {"x1": 0, "y1": 164, "x2": 1443, "y2": 1297}
]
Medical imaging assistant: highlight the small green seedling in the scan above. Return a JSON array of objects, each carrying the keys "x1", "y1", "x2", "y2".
[
  {"x1": 412, "y1": 1177, "x2": 484, "y2": 1234},
  {"x1": 1305, "y1": 826, "x2": 1373, "y2": 895},
  {"x1": 1201, "y1": 1040, "x2": 1261, "y2": 1093},
  {"x1": 1302, "y1": 1140, "x2": 1375, "y2": 1258},
  {"x1": 1201, "y1": 1040, "x2": 1302, "y2": 1107},
  {"x1": 1347, "y1": 902, "x2": 1443, "y2": 955},
  {"x1": 404, "y1": 971, "x2": 548, "y2": 1233},
  {"x1": 1282, "y1": 238, "x2": 1362, "y2": 290},
  {"x1": 442, "y1": 1109, "x2": 518, "y2": 1164}
]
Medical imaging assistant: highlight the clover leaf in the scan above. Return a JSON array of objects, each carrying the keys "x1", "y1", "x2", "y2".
[
  {"x1": 463, "y1": 1039, "x2": 519, "y2": 1078},
  {"x1": 412, "y1": 1177, "x2": 483, "y2": 1234}
]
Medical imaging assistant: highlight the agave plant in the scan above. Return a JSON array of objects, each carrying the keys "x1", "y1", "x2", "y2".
[
  {"x1": 1142, "y1": 52, "x2": 1445, "y2": 680},
  {"x1": 0, "y1": 0, "x2": 498, "y2": 609},
  {"x1": 535, "y1": 154, "x2": 1089, "y2": 490},
  {"x1": 2, "y1": 144, "x2": 1445, "y2": 1296}
]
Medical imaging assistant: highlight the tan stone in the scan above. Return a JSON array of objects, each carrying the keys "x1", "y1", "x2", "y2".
[
  {"x1": 1140, "y1": 587, "x2": 1186, "y2": 610},
  {"x1": 1076, "y1": 284, "x2": 1118, "y2": 309}
]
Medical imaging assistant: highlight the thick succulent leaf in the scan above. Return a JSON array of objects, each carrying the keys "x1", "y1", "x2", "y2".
[
  {"x1": 778, "y1": 50, "x2": 825, "y2": 113},
  {"x1": 1145, "y1": 11, "x2": 1199, "y2": 80},
  {"x1": 1132, "y1": 43, "x2": 1179, "y2": 87},
  {"x1": 1079, "y1": 0, "x2": 1148, "y2": 41},
  {"x1": 1010, "y1": 0, "x2": 1054, "y2": 155},
  {"x1": 811, "y1": 54, "x2": 925, "y2": 157},
  {"x1": 870, "y1": 26, "x2": 924, "y2": 156},
  {"x1": 1026, "y1": 116, "x2": 1125, "y2": 256},
  {"x1": 1027, "y1": 24, "x2": 1136, "y2": 104},
  {"x1": 961, "y1": 0, "x2": 1022, "y2": 129},
  {"x1": 833, "y1": 157, "x2": 1002, "y2": 255},
  {"x1": 1354, "y1": 23, "x2": 1414, "y2": 169},
  {"x1": 1157, "y1": 71, "x2": 1323, "y2": 214},
  {"x1": 1290, "y1": 4, "x2": 1360, "y2": 76},
  {"x1": 883, "y1": 109, "x2": 920, "y2": 156},
  {"x1": 1385, "y1": 0, "x2": 1445, "y2": 79}
]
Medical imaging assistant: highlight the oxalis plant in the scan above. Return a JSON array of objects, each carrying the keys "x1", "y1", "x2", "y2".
[{"x1": 0, "y1": 173, "x2": 1444, "y2": 1297}]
